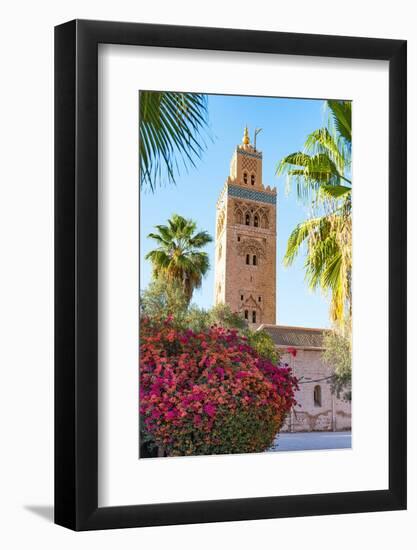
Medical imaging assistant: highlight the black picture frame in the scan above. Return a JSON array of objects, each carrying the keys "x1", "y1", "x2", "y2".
[{"x1": 55, "y1": 19, "x2": 407, "y2": 531}]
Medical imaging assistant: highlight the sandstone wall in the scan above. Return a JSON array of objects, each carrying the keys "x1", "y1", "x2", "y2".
[{"x1": 280, "y1": 349, "x2": 351, "y2": 432}]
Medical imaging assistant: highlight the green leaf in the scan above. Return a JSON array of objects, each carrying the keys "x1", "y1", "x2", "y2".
[{"x1": 139, "y1": 92, "x2": 210, "y2": 192}]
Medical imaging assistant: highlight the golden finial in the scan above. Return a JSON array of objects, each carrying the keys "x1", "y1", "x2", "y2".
[{"x1": 242, "y1": 126, "x2": 250, "y2": 145}]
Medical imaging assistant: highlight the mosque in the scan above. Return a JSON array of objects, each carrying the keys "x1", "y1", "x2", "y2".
[{"x1": 214, "y1": 128, "x2": 351, "y2": 432}]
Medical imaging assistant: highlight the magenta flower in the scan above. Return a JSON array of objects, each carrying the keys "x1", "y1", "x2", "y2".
[{"x1": 203, "y1": 403, "x2": 217, "y2": 417}]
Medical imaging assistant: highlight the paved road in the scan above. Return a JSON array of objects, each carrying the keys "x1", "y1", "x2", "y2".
[{"x1": 270, "y1": 431, "x2": 351, "y2": 452}]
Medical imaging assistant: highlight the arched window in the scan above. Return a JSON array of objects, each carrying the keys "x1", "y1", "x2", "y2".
[
  {"x1": 252, "y1": 311, "x2": 257, "y2": 323},
  {"x1": 245, "y1": 213, "x2": 250, "y2": 226},
  {"x1": 251, "y1": 174, "x2": 255, "y2": 185},
  {"x1": 246, "y1": 254, "x2": 250, "y2": 265},
  {"x1": 244, "y1": 310, "x2": 249, "y2": 320},
  {"x1": 241, "y1": 294, "x2": 244, "y2": 301},
  {"x1": 235, "y1": 210, "x2": 243, "y2": 225},
  {"x1": 254, "y1": 214, "x2": 259, "y2": 227},
  {"x1": 243, "y1": 172, "x2": 248, "y2": 184},
  {"x1": 258, "y1": 296, "x2": 261, "y2": 302},
  {"x1": 314, "y1": 385, "x2": 322, "y2": 407},
  {"x1": 253, "y1": 255, "x2": 257, "y2": 266}
]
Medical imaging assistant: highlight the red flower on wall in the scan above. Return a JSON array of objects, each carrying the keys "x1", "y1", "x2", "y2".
[{"x1": 287, "y1": 346, "x2": 297, "y2": 357}]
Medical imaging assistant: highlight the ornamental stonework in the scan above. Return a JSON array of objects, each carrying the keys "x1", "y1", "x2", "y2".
[
  {"x1": 236, "y1": 238, "x2": 266, "y2": 260},
  {"x1": 233, "y1": 201, "x2": 270, "y2": 228},
  {"x1": 216, "y1": 208, "x2": 225, "y2": 237},
  {"x1": 241, "y1": 156, "x2": 257, "y2": 173}
]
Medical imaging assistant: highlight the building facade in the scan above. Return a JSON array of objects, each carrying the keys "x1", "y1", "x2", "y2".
[
  {"x1": 214, "y1": 129, "x2": 351, "y2": 432},
  {"x1": 260, "y1": 325, "x2": 351, "y2": 432}
]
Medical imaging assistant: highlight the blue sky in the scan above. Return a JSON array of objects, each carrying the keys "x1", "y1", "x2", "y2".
[{"x1": 140, "y1": 94, "x2": 331, "y2": 328}]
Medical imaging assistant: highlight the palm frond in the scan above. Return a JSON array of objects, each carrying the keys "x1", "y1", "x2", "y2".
[
  {"x1": 321, "y1": 251, "x2": 342, "y2": 289},
  {"x1": 139, "y1": 92, "x2": 210, "y2": 192},
  {"x1": 188, "y1": 231, "x2": 213, "y2": 248},
  {"x1": 304, "y1": 127, "x2": 346, "y2": 174},
  {"x1": 277, "y1": 151, "x2": 344, "y2": 201},
  {"x1": 318, "y1": 184, "x2": 351, "y2": 200},
  {"x1": 284, "y1": 217, "x2": 325, "y2": 266},
  {"x1": 325, "y1": 100, "x2": 352, "y2": 145}
]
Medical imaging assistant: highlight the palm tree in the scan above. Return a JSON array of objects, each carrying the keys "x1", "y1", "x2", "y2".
[
  {"x1": 276, "y1": 101, "x2": 352, "y2": 325},
  {"x1": 140, "y1": 92, "x2": 210, "y2": 193},
  {"x1": 145, "y1": 214, "x2": 213, "y2": 305}
]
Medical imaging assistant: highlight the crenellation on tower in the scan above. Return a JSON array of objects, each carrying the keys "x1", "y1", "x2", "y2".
[{"x1": 214, "y1": 127, "x2": 277, "y2": 328}]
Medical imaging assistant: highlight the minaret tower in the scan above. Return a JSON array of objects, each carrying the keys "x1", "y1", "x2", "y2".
[{"x1": 214, "y1": 127, "x2": 277, "y2": 327}]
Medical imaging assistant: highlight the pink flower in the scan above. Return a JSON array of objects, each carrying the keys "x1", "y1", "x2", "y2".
[
  {"x1": 190, "y1": 390, "x2": 205, "y2": 401},
  {"x1": 165, "y1": 409, "x2": 178, "y2": 420},
  {"x1": 287, "y1": 347, "x2": 297, "y2": 357},
  {"x1": 203, "y1": 403, "x2": 217, "y2": 417},
  {"x1": 166, "y1": 330, "x2": 176, "y2": 342}
]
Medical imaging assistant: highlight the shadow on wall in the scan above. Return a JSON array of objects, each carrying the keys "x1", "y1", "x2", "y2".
[{"x1": 24, "y1": 505, "x2": 54, "y2": 523}]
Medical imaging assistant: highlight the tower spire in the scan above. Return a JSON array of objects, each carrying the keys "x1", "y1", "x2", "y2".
[{"x1": 242, "y1": 126, "x2": 250, "y2": 145}]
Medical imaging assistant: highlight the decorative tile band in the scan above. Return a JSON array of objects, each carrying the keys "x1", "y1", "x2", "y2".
[
  {"x1": 228, "y1": 184, "x2": 276, "y2": 205},
  {"x1": 236, "y1": 148, "x2": 262, "y2": 159}
]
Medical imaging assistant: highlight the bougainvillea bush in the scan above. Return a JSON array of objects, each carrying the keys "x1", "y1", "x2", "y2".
[{"x1": 140, "y1": 317, "x2": 298, "y2": 456}]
